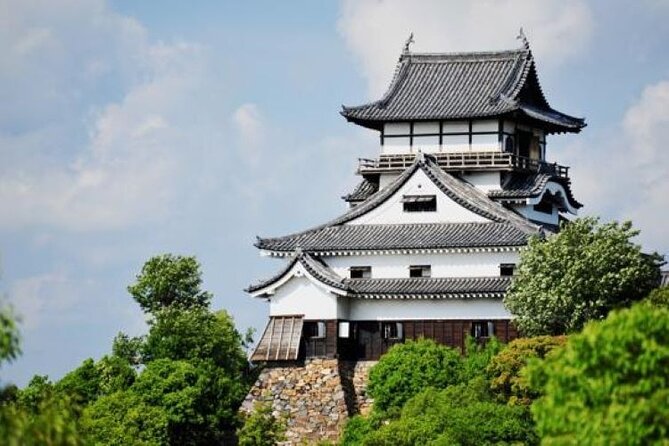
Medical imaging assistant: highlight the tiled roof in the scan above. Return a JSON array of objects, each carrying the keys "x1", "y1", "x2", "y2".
[
  {"x1": 250, "y1": 316, "x2": 303, "y2": 362},
  {"x1": 349, "y1": 276, "x2": 512, "y2": 298},
  {"x1": 489, "y1": 172, "x2": 583, "y2": 209},
  {"x1": 245, "y1": 252, "x2": 351, "y2": 294},
  {"x1": 256, "y1": 222, "x2": 530, "y2": 254},
  {"x1": 256, "y1": 155, "x2": 540, "y2": 255},
  {"x1": 341, "y1": 47, "x2": 585, "y2": 133},
  {"x1": 342, "y1": 178, "x2": 379, "y2": 203}
]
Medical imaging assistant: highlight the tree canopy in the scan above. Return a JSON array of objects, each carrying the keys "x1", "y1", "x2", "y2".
[
  {"x1": 504, "y1": 217, "x2": 662, "y2": 336},
  {"x1": 127, "y1": 254, "x2": 212, "y2": 314}
]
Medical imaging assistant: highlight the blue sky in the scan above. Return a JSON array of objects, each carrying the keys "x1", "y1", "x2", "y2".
[{"x1": 1, "y1": 0, "x2": 668, "y2": 386}]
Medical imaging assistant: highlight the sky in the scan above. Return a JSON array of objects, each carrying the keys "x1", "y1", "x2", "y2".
[{"x1": 1, "y1": 0, "x2": 668, "y2": 386}]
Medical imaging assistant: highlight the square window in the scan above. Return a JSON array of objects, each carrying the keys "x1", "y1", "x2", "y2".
[
  {"x1": 409, "y1": 265, "x2": 431, "y2": 278},
  {"x1": 471, "y1": 321, "x2": 495, "y2": 339},
  {"x1": 500, "y1": 263, "x2": 515, "y2": 276},
  {"x1": 402, "y1": 195, "x2": 436, "y2": 212},
  {"x1": 350, "y1": 266, "x2": 372, "y2": 279},
  {"x1": 383, "y1": 322, "x2": 403, "y2": 340},
  {"x1": 305, "y1": 321, "x2": 326, "y2": 339}
]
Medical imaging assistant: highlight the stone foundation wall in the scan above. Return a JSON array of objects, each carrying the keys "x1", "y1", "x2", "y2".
[{"x1": 241, "y1": 359, "x2": 378, "y2": 444}]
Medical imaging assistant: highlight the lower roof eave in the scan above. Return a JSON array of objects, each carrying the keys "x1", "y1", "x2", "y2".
[{"x1": 352, "y1": 292, "x2": 506, "y2": 299}]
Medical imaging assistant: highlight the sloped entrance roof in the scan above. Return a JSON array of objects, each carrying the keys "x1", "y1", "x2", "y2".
[{"x1": 250, "y1": 315, "x2": 303, "y2": 362}]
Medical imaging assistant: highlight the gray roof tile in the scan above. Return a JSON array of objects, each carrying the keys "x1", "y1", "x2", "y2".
[
  {"x1": 489, "y1": 172, "x2": 582, "y2": 209},
  {"x1": 341, "y1": 48, "x2": 585, "y2": 133},
  {"x1": 342, "y1": 178, "x2": 379, "y2": 203},
  {"x1": 349, "y1": 276, "x2": 511, "y2": 298},
  {"x1": 256, "y1": 222, "x2": 530, "y2": 254}
]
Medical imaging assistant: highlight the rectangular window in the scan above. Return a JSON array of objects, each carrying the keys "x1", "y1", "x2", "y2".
[
  {"x1": 349, "y1": 266, "x2": 372, "y2": 279},
  {"x1": 471, "y1": 321, "x2": 495, "y2": 339},
  {"x1": 500, "y1": 263, "x2": 515, "y2": 276},
  {"x1": 338, "y1": 321, "x2": 350, "y2": 338},
  {"x1": 409, "y1": 265, "x2": 431, "y2": 278},
  {"x1": 305, "y1": 321, "x2": 326, "y2": 339},
  {"x1": 383, "y1": 322, "x2": 403, "y2": 340},
  {"x1": 402, "y1": 195, "x2": 436, "y2": 212}
]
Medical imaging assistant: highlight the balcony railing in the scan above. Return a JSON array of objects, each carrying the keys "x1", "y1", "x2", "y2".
[{"x1": 358, "y1": 151, "x2": 569, "y2": 178}]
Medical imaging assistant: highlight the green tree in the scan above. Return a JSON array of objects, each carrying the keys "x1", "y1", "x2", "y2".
[
  {"x1": 505, "y1": 217, "x2": 662, "y2": 335},
  {"x1": 112, "y1": 332, "x2": 144, "y2": 366},
  {"x1": 237, "y1": 403, "x2": 286, "y2": 446},
  {"x1": 528, "y1": 303, "x2": 669, "y2": 444},
  {"x1": 486, "y1": 336, "x2": 566, "y2": 405},
  {"x1": 128, "y1": 254, "x2": 212, "y2": 314},
  {"x1": 0, "y1": 303, "x2": 20, "y2": 367},
  {"x1": 360, "y1": 379, "x2": 537, "y2": 446},
  {"x1": 367, "y1": 339, "x2": 463, "y2": 417},
  {"x1": 82, "y1": 390, "x2": 168, "y2": 446}
]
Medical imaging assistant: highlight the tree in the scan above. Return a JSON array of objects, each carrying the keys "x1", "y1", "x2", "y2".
[
  {"x1": 237, "y1": 403, "x2": 286, "y2": 446},
  {"x1": 486, "y1": 336, "x2": 566, "y2": 405},
  {"x1": 646, "y1": 286, "x2": 669, "y2": 308},
  {"x1": 0, "y1": 303, "x2": 20, "y2": 367},
  {"x1": 127, "y1": 254, "x2": 212, "y2": 314},
  {"x1": 367, "y1": 339, "x2": 464, "y2": 416},
  {"x1": 528, "y1": 303, "x2": 669, "y2": 444},
  {"x1": 504, "y1": 217, "x2": 662, "y2": 336}
]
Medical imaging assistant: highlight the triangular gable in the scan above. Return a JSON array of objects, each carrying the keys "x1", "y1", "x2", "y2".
[
  {"x1": 246, "y1": 252, "x2": 349, "y2": 298},
  {"x1": 256, "y1": 155, "x2": 539, "y2": 254}
]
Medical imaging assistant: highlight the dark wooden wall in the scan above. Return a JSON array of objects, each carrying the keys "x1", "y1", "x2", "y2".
[{"x1": 300, "y1": 319, "x2": 518, "y2": 361}]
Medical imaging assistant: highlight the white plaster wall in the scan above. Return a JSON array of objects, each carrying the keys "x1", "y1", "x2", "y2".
[
  {"x1": 441, "y1": 135, "x2": 469, "y2": 152},
  {"x1": 471, "y1": 133, "x2": 500, "y2": 151},
  {"x1": 324, "y1": 251, "x2": 519, "y2": 279},
  {"x1": 385, "y1": 122, "x2": 410, "y2": 135},
  {"x1": 383, "y1": 137, "x2": 412, "y2": 154},
  {"x1": 461, "y1": 171, "x2": 501, "y2": 193},
  {"x1": 349, "y1": 298, "x2": 511, "y2": 320},
  {"x1": 269, "y1": 276, "x2": 340, "y2": 319},
  {"x1": 513, "y1": 204, "x2": 559, "y2": 225},
  {"x1": 412, "y1": 135, "x2": 440, "y2": 152},
  {"x1": 378, "y1": 173, "x2": 400, "y2": 189},
  {"x1": 414, "y1": 121, "x2": 439, "y2": 134},
  {"x1": 349, "y1": 169, "x2": 489, "y2": 225}
]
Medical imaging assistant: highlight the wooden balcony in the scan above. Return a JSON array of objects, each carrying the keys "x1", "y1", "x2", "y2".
[{"x1": 358, "y1": 151, "x2": 569, "y2": 178}]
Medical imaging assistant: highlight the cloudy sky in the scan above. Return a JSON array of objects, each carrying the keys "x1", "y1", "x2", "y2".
[{"x1": 1, "y1": 0, "x2": 668, "y2": 386}]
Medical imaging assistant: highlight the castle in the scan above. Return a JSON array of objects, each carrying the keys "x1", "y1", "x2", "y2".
[{"x1": 242, "y1": 32, "x2": 584, "y2": 443}]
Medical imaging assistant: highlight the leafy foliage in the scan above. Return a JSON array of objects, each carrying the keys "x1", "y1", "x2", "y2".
[
  {"x1": 127, "y1": 254, "x2": 212, "y2": 314},
  {"x1": 237, "y1": 403, "x2": 287, "y2": 446},
  {"x1": 486, "y1": 336, "x2": 566, "y2": 405},
  {"x1": 528, "y1": 303, "x2": 669, "y2": 444},
  {"x1": 646, "y1": 286, "x2": 669, "y2": 308},
  {"x1": 367, "y1": 339, "x2": 463, "y2": 416},
  {"x1": 460, "y1": 336, "x2": 503, "y2": 384},
  {"x1": 505, "y1": 217, "x2": 662, "y2": 335},
  {"x1": 0, "y1": 303, "x2": 20, "y2": 367},
  {"x1": 360, "y1": 379, "x2": 537, "y2": 446}
]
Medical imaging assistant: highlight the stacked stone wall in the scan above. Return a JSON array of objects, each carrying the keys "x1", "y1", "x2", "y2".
[{"x1": 241, "y1": 359, "x2": 378, "y2": 444}]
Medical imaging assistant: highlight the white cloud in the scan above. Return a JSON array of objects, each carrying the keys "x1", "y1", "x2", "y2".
[
  {"x1": 564, "y1": 80, "x2": 669, "y2": 254},
  {"x1": 338, "y1": 0, "x2": 593, "y2": 97},
  {"x1": 0, "y1": 0, "x2": 217, "y2": 231},
  {"x1": 232, "y1": 103, "x2": 265, "y2": 166}
]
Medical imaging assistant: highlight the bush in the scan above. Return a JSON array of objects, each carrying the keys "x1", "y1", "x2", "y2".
[
  {"x1": 362, "y1": 379, "x2": 537, "y2": 446},
  {"x1": 504, "y1": 217, "x2": 662, "y2": 336},
  {"x1": 460, "y1": 336, "x2": 504, "y2": 384},
  {"x1": 646, "y1": 286, "x2": 669, "y2": 308},
  {"x1": 487, "y1": 336, "x2": 566, "y2": 405},
  {"x1": 528, "y1": 303, "x2": 669, "y2": 444},
  {"x1": 367, "y1": 339, "x2": 463, "y2": 416},
  {"x1": 237, "y1": 403, "x2": 286, "y2": 446}
]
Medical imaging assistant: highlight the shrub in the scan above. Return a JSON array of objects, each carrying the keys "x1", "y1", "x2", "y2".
[
  {"x1": 646, "y1": 286, "x2": 669, "y2": 308},
  {"x1": 367, "y1": 339, "x2": 463, "y2": 416},
  {"x1": 362, "y1": 378, "x2": 537, "y2": 446},
  {"x1": 237, "y1": 403, "x2": 286, "y2": 446},
  {"x1": 528, "y1": 303, "x2": 669, "y2": 444},
  {"x1": 460, "y1": 336, "x2": 504, "y2": 384},
  {"x1": 487, "y1": 336, "x2": 566, "y2": 405}
]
